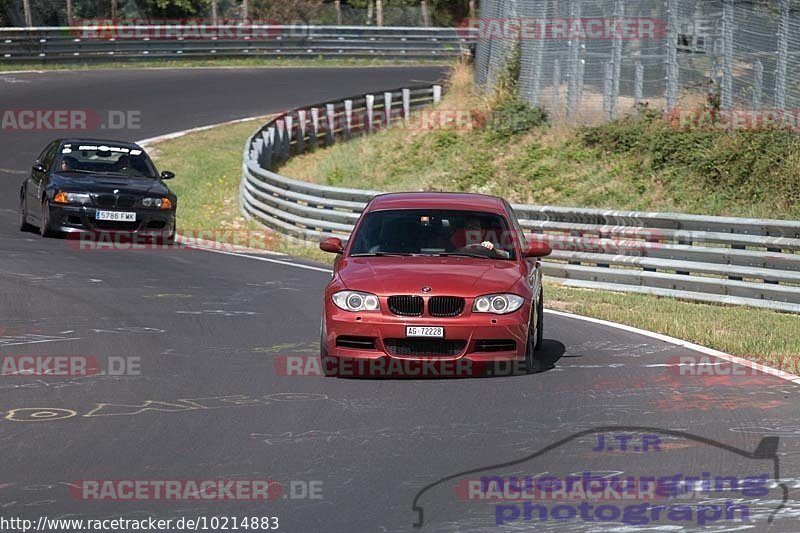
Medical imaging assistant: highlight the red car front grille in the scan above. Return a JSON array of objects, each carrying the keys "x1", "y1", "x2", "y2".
[
  {"x1": 388, "y1": 295, "x2": 423, "y2": 316},
  {"x1": 384, "y1": 339, "x2": 466, "y2": 357},
  {"x1": 428, "y1": 296, "x2": 465, "y2": 317}
]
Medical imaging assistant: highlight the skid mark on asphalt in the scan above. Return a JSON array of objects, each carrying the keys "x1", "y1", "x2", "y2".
[
  {"x1": 730, "y1": 424, "x2": 800, "y2": 436},
  {"x1": 175, "y1": 310, "x2": 258, "y2": 317},
  {"x1": 0, "y1": 334, "x2": 82, "y2": 348},
  {"x1": 253, "y1": 342, "x2": 317, "y2": 354},
  {"x1": 2, "y1": 392, "x2": 329, "y2": 423}
]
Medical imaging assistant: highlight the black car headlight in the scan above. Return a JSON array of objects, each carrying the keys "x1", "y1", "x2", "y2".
[
  {"x1": 472, "y1": 294, "x2": 525, "y2": 314},
  {"x1": 140, "y1": 197, "x2": 173, "y2": 209},
  {"x1": 53, "y1": 191, "x2": 91, "y2": 205},
  {"x1": 332, "y1": 291, "x2": 380, "y2": 312}
]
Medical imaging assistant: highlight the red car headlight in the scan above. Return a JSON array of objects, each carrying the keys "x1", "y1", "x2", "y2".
[
  {"x1": 473, "y1": 294, "x2": 525, "y2": 314},
  {"x1": 332, "y1": 291, "x2": 380, "y2": 312}
]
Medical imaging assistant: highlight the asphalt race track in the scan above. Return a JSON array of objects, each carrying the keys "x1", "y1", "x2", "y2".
[{"x1": 1, "y1": 67, "x2": 799, "y2": 532}]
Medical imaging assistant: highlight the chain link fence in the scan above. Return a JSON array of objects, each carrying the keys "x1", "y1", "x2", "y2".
[{"x1": 474, "y1": 0, "x2": 800, "y2": 124}]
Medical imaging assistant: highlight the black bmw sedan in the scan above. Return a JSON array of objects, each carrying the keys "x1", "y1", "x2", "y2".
[{"x1": 18, "y1": 139, "x2": 177, "y2": 241}]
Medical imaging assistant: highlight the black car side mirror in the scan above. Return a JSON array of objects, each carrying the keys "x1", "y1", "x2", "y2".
[
  {"x1": 32, "y1": 162, "x2": 46, "y2": 173},
  {"x1": 160, "y1": 170, "x2": 175, "y2": 180}
]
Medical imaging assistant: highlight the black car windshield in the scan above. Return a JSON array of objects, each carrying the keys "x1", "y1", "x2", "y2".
[
  {"x1": 57, "y1": 143, "x2": 158, "y2": 178},
  {"x1": 349, "y1": 209, "x2": 517, "y2": 260}
]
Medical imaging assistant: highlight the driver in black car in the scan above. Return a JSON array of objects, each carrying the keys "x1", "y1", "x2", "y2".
[
  {"x1": 60, "y1": 155, "x2": 78, "y2": 172},
  {"x1": 111, "y1": 154, "x2": 131, "y2": 172}
]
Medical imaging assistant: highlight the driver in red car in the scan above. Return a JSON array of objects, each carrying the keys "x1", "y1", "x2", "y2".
[{"x1": 451, "y1": 217, "x2": 510, "y2": 258}]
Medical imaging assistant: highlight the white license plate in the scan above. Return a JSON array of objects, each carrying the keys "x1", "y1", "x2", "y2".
[
  {"x1": 406, "y1": 326, "x2": 444, "y2": 338},
  {"x1": 96, "y1": 210, "x2": 136, "y2": 222}
]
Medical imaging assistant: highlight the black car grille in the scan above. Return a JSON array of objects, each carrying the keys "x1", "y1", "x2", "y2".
[
  {"x1": 92, "y1": 194, "x2": 138, "y2": 209},
  {"x1": 388, "y1": 295, "x2": 423, "y2": 316},
  {"x1": 428, "y1": 296, "x2": 465, "y2": 317},
  {"x1": 94, "y1": 194, "x2": 116, "y2": 208},
  {"x1": 117, "y1": 195, "x2": 137, "y2": 208},
  {"x1": 475, "y1": 339, "x2": 517, "y2": 352},
  {"x1": 385, "y1": 339, "x2": 466, "y2": 357}
]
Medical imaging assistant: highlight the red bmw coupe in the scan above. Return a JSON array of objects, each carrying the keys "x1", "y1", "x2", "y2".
[{"x1": 319, "y1": 192, "x2": 551, "y2": 377}]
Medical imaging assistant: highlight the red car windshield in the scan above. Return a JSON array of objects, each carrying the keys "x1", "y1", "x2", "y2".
[{"x1": 349, "y1": 209, "x2": 516, "y2": 259}]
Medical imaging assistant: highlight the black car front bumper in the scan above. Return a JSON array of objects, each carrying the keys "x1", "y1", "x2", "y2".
[{"x1": 48, "y1": 204, "x2": 176, "y2": 237}]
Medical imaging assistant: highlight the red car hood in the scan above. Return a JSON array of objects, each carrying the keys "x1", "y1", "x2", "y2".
[{"x1": 337, "y1": 257, "x2": 524, "y2": 296}]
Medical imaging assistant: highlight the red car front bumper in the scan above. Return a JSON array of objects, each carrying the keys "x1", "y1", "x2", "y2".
[{"x1": 322, "y1": 306, "x2": 530, "y2": 377}]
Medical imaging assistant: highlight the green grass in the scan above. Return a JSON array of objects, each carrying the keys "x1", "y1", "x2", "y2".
[
  {"x1": 0, "y1": 57, "x2": 452, "y2": 73},
  {"x1": 148, "y1": 117, "x2": 334, "y2": 264},
  {"x1": 545, "y1": 282, "x2": 800, "y2": 372}
]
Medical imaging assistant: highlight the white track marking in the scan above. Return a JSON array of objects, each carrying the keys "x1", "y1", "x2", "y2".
[
  {"x1": 195, "y1": 248, "x2": 333, "y2": 274},
  {"x1": 545, "y1": 309, "x2": 800, "y2": 385}
]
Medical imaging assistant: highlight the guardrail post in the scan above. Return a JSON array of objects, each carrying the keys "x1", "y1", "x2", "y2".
[
  {"x1": 365, "y1": 94, "x2": 375, "y2": 133},
  {"x1": 432, "y1": 84, "x2": 442, "y2": 104},
  {"x1": 344, "y1": 99, "x2": 353, "y2": 140},
  {"x1": 284, "y1": 115, "x2": 294, "y2": 159},
  {"x1": 253, "y1": 137, "x2": 264, "y2": 161},
  {"x1": 310, "y1": 107, "x2": 320, "y2": 149},
  {"x1": 384, "y1": 91, "x2": 393, "y2": 128},
  {"x1": 402, "y1": 88, "x2": 411, "y2": 124},
  {"x1": 274, "y1": 119, "x2": 286, "y2": 163},
  {"x1": 296, "y1": 109, "x2": 307, "y2": 154},
  {"x1": 325, "y1": 103, "x2": 336, "y2": 145},
  {"x1": 259, "y1": 130, "x2": 272, "y2": 169}
]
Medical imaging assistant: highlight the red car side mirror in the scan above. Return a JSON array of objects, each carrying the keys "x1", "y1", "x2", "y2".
[
  {"x1": 320, "y1": 237, "x2": 344, "y2": 254},
  {"x1": 524, "y1": 240, "x2": 551, "y2": 258}
]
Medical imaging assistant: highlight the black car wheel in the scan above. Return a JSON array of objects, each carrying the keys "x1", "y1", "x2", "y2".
[
  {"x1": 18, "y1": 191, "x2": 34, "y2": 232},
  {"x1": 39, "y1": 199, "x2": 55, "y2": 238}
]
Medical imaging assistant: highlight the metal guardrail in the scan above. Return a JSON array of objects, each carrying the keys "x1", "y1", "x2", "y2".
[
  {"x1": 0, "y1": 26, "x2": 471, "y2": 63},
  {"x1": 240, "y1": 86, "x2": 800, "y2": 314}
]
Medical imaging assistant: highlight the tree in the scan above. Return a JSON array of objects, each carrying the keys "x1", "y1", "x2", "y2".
[{"x1": 251, "y1": 0, "x2": 325, "y2": 23}]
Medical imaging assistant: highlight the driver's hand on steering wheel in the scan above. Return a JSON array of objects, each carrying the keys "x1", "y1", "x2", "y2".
[{"x1": 480, "y1": 241, "x2": 510, "y2": 258}]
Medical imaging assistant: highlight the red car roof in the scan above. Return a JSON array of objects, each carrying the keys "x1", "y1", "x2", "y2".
[{"x1": 365, "y1": 192, "x2": 506, "y2": 213}]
